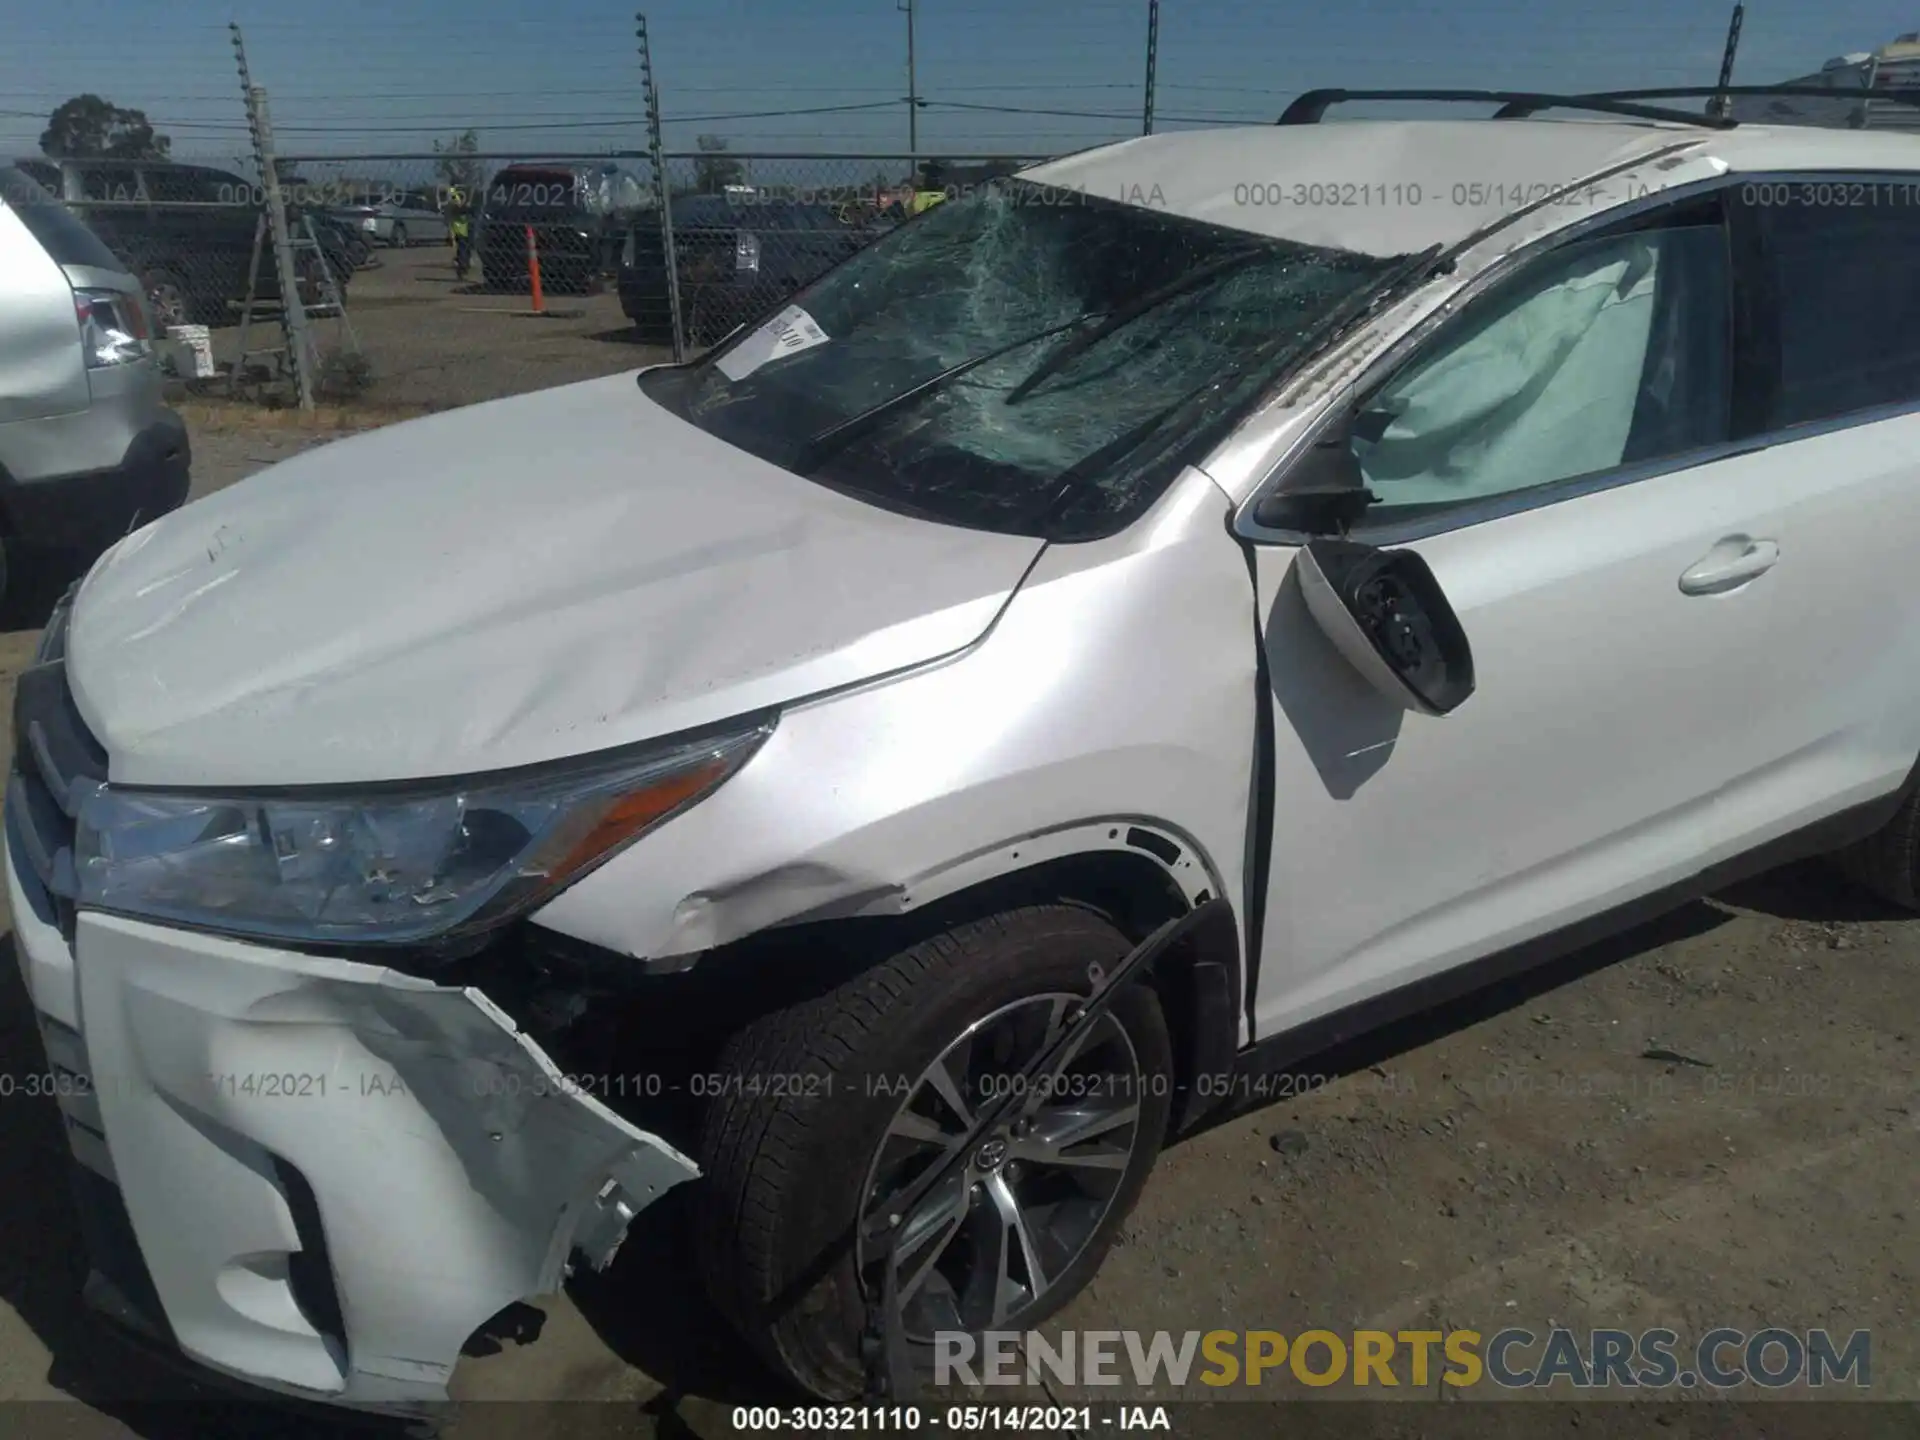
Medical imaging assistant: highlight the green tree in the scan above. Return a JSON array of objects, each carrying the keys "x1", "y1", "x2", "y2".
[
  {"x1": 432, "y1": 129, "x2": 483, "y2": 193},
  {"x1": 694, "y1": 134, "x2": 745, "y2": 193},
  {"x1": 39, "y1": 94, "x2": 170, "y2": 159}
]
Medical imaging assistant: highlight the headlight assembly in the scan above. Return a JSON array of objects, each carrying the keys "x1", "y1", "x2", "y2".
[{"x1": 73, "y1": 716, "x2": 774, "y2": 946}]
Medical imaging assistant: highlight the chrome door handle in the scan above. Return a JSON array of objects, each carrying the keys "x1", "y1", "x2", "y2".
[{"x1": 1679, "y1": 536, "x2": 1779, "y2": 596}]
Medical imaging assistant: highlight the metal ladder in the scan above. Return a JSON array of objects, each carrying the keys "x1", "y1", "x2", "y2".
[{"x1": 228, "y1": 211, "x2": 357, "y2": 398}]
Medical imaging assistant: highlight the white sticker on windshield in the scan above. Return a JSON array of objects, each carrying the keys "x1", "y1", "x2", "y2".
[{"x1": 715, "y1": 305, "x2": 830, "y2": 381}]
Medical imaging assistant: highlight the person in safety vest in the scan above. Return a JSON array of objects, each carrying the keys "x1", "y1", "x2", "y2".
[
  {"x1": 445, "y1": 185, "x2": 474, "y2": 281},
  {"x1": 908, "y1": 187, "x2": 946, "y2": 215}
]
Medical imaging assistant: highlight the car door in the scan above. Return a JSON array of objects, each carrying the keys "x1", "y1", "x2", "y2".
[
  {"x1": 1241, "y1": 182, "x2": 1920, "y2": 1041},
  {"x1": 140, "y1": 166, "x2": 222, "y2": 299},
  {"x1": 405, "y1": 191, "x2": 448, "y2": 243}
]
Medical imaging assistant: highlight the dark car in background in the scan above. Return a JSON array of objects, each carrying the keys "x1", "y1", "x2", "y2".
[
  {"x1": 618, "y1": 195, "x2": 881, "y2": 345},
  {"x1": 12, "y1": 158, "x2": 356, "y2": 329},
  {"x1": 476, "y1": 161, "x2": 650, "y2": 294}
]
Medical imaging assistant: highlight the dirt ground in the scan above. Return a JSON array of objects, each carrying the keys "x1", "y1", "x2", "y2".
[
  {"x1": 0, "y1": 384, "x2": 1914, "y2": 1438},
  {"x1": 188, "y1": 242, "x2": 670, "y2": 412}
]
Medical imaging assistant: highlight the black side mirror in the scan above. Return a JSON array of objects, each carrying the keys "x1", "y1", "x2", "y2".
[{"x1": 1296, "y1": 538, "x2": 1475, "y2": 716}]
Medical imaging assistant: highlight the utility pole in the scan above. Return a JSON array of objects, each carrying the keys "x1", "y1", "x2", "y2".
[
  {"x1": 1711, "y1": 2, "x2": 1745, "y2": 118},
  {"x1": 901, "y1": 0, "x2": 918, "y2": 154},
  {"x1": 1143, "y1": 0, "x2": 1160, "y2": 135}
]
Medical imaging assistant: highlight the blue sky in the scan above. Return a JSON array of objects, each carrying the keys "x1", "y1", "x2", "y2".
[{"x1": 1, "y1": 0, "x2": 1912, "y2": 167}]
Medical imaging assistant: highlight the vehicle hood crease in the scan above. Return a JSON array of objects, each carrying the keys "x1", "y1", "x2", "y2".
[{"x1": 67, "y1": 372, "x2": 1046, "y2": 787}]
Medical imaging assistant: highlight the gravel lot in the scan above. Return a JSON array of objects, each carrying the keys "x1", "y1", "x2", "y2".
[{"x1": 0, "y1": 375, "x2": 1913, "y2": 1437}]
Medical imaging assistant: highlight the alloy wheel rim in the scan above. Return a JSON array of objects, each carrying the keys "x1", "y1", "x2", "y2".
[
  {"x1": 149, "y1": 284, "x2": 186, "y2": 328},
  {"x1": 855, "y1": 991, "x2": 1144, "y2": 1342}
]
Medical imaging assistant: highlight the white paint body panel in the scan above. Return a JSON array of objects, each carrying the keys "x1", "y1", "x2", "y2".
[
  {"x1": 536, "y1": 468, "x2": 1256, "y2": 979},
  {"x1": 6, "y1": 831, "x2": 697, "y2": 1408},
  {"x1": 65, "y1": 373, "x2": 1044, "y2": 786},
  {"x1": 1250, "y1": 419, "x2": 1920, "y2": 1035}
]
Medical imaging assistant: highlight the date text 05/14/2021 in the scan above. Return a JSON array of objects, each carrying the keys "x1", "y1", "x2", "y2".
[{"x1": 729, "y1": 1406, "x2": 1172, "y2": 1432}]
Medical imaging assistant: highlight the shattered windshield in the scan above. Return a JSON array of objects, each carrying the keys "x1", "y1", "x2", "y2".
[{"x1": 640, "y1": 180, "x2": 1405, "y2": 538}]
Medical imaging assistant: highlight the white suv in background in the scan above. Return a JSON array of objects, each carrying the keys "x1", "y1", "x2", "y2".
[
  {"x1": 11, "y1": 96, "x2": 1920, "y2": 1410},
  {"x1": 0, "y1": 166, "x2": 189, "y2": 600}
]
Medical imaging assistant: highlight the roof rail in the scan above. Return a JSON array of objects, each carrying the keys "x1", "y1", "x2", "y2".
[
  {"x1": 1513, "y1": 84, "x2": 1920, "y2": 117},
  {"x1": 1276, "y1": 89, "x2": 1736, "y2": 129}
]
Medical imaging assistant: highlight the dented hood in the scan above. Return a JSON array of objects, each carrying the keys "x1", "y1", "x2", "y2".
[{"x1": 68, "y1": 372, "x2": 1044, "y2": 787}]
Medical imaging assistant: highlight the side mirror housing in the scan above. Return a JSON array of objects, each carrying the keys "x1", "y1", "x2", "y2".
[
  {"x1": 1251, "y1": 414, "x2": 1374, "y2": 533},
  {"x1": 1296, "y1": 538, "x2": 1475, "y2": 716}
]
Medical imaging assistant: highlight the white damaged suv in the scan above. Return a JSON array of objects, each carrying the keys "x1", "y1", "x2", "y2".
[{"x1": 14, "y1": 95, "x2": 1920, "y2": 1408}]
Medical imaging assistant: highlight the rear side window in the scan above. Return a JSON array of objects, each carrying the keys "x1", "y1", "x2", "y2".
[
  {"x1": 487, "y1": 170, "x2": 580, "y2": 211},
  {"x1": 15, "y1": 160, "x2": 59, "y2": 192},
  {"x1": 145, "y1": 167, "x2": 224, "y2": 204},
  {"x1": 1758, "y1": 194, "x2": 1920, "y2": 428},
  {"x1": 78, "y1": 165, "x2": 142, "y2": 203},
  {"x1": 0, "y1": 165, "x2": 125, "y2": 272},
  {"x1": 786, "y1": 205, "x2": 844, "y2": 228}
]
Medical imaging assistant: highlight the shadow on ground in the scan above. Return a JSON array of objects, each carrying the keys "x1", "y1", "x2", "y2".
[
  {"x1": 1188, "y1": 895, "x2": 1743, "y2": 1138},
  {"x1": 582, "y1": 326, "x2": 663, "y2": 348},
  {"x1": 1714, "y1": 856, "x2": 1909, "y2": 923},
  {"x1": 0, "y1": 547, "x2": 94, "y2": 633},
  {"x1": 568, "y1": 1185, "x2": 795, "y2": 1411}
]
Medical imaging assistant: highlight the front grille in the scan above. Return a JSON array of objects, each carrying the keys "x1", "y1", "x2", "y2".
[{"x1": 9, "y1": 601, "x2": 105, "y2": 934}]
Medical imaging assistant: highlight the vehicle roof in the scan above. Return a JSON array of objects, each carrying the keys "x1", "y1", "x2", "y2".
[
  {"x1": 27, "y1": 156, "x2": 215, "y2": 169},
  {"x1": 1019, "y1": 119, "x2": 1920, "y2": 256},
  {"x1": 490, "y1": 160, "x2": 635, "y2": 176}
]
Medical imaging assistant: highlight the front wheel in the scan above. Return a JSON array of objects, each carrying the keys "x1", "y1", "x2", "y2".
[{"x1": 695, "y1": 906, "x2": 1172, "y2": 1399}]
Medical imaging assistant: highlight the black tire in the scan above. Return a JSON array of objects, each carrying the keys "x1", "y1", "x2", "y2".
[
  {"x1": 694, "y1": 905, "x2": 1172, "y2": 1399},
  {"x1": 1834, "y1": 788, "x2": 1920, "y2": 907},
  {"x1": 390, "y1": 223, "x2": 409, "y2": 248}
]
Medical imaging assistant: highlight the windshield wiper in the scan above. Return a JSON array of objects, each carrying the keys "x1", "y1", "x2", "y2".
[
  {"x1": 1017, "y1": 373, "x2": 1222, "y2": 531},
  {"x1": 1001, "y1": 247, "x2": 1272, "y2": 407},
  {"x1": 792, "y1": 312, "x2": 1104, "y2": 475}
]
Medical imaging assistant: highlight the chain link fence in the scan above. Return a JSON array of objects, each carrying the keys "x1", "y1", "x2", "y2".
[
  {"x1": 96, "y1": 150, "x2": 1053, "y2": 412},
  {"x1": 13, "y1": 152, "x2": 377, "y2": 399},
  {"x1": 637, "y1": 153, "x2": 1043, "y2": 349}
]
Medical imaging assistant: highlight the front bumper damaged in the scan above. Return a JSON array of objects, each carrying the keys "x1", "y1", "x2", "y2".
[{"x1": 6, "y1": 826, "x2": 698, "y2": 1412}]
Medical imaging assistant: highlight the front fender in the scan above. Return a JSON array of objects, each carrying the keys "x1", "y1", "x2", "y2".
[{"x1": 534, "y1": 466, "x2": 1261, "y2": 993}]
